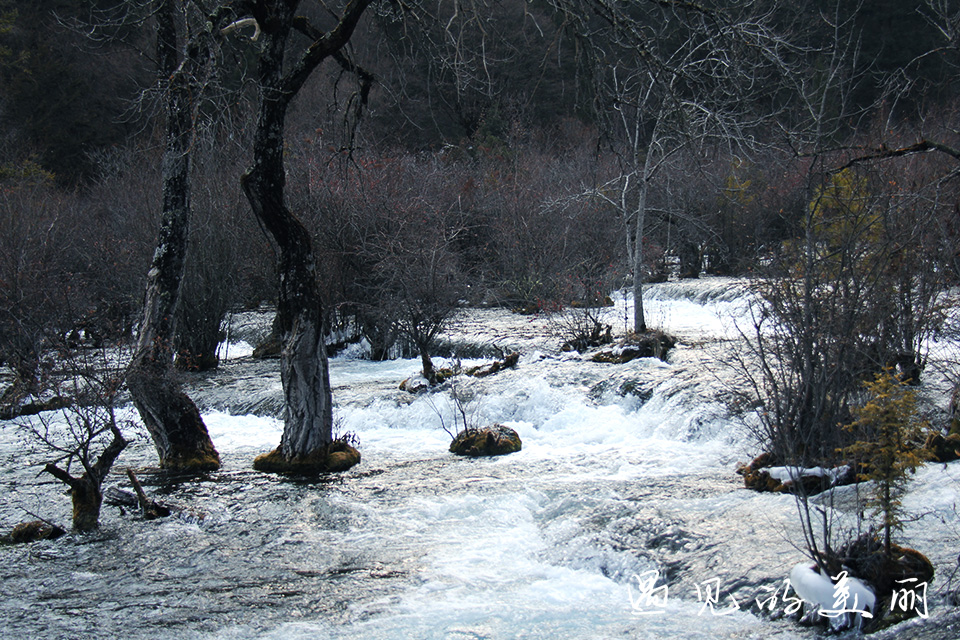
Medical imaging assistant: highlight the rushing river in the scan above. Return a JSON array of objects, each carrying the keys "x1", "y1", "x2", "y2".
[{"x1": 2, "y1": 279, "x2": 958, "y2": 639}]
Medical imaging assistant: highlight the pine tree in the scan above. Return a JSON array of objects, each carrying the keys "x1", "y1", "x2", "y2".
[{"x1": 842, "y1": 370, "x2": 930, "y2": 556}]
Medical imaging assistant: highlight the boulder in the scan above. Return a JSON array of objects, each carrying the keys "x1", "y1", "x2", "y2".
[
  {"x1": 741, "y1": 459, "x2": 856, "y2": 496},
  {"x1": 450, "y1": 424, "x2": 522, "y2": 457},
  {"x1": 253, "y1": 441, "x2": 361, "y2": 475},
  {"x1": 590, "y1": 331, "x2": 675, "y2": 364}
]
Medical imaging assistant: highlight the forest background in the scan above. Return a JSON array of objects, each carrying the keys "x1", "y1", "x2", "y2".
[{"x1": 4, "y1": 0, "x2": 960, "y2": 460}]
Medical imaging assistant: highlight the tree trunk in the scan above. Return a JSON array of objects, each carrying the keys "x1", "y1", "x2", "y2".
[
  {"x1": 127, "y1": 0, "x2": 220, "y2": 472},
  {"x1": 242, "y1": 4, "x2": 334, "y2": 462},
  {"x1": 631, "y1": 179, "x2": 649, "y2": 335},
  {"x1": 241, "y1": 0, "x2": 372, "y2": 472},
  {"x1": 420, "y1": 346, "x2": 436, "y2": 384},
  {"x1": 70, "y1": 478, "x2": 105, "y2": 533}
]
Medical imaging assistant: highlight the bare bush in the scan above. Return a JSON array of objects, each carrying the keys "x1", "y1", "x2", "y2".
[{"x1": 25, "y1": 344, "x2": 132, "y2": 531}]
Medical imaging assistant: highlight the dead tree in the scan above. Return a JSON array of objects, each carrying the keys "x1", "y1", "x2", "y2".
[{"x1": 43, "y1": 426, "x2": 127, "y2": 532}]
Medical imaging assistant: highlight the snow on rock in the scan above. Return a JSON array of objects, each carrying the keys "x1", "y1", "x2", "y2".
[
  {"x1": 788, "y1": 563, "x2": 875, "y2": 631},
  {"x1": 767, "y1": 466, "x2": 850, "y2": 487}
]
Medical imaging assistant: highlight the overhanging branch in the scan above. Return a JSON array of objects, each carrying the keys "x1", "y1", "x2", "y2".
[{"x1": 835, "y1": 139, "x2": 960, "y2": 173}]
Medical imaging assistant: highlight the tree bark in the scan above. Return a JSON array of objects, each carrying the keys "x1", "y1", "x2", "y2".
[
  {"x1": 420, "y1": 346, "x2": 436, "y2": 384},
  {"x1": 127, "y1": 0, "x2": 222, "y2": 471}
]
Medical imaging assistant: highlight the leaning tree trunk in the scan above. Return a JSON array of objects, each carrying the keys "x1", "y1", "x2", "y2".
[{"x1": 127, "y1": 0, "x2": 220, "y2": 471}]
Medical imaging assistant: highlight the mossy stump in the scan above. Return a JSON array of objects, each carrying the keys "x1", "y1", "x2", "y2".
[
  {"x1": 253, "y1": 442, "x2": 361, "y2": 475},
  {"x1": 450, "y1": 424, "x2": 522, "y2": 457}
]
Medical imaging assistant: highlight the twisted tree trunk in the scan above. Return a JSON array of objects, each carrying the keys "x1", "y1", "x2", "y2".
[{"x1": 242, "y1": 0, "x2": 369, "y2": 473}]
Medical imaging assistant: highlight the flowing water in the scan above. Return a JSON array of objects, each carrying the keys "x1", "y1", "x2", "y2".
[{"x1": 2, "y1": 278, "x2": 958, "y2": 639}]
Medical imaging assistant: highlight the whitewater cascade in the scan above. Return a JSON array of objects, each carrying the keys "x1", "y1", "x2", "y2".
[{"x1": 1, "y1": 278, "x2": 957, "y2": 639}]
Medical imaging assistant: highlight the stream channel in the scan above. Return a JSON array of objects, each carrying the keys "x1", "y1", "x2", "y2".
[{"x1": 2, "y1": 278, "x2": 959, "y2": 639}]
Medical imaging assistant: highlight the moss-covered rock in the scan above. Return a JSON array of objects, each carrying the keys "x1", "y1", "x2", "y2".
[
  {"x1": 742, "y1": 469, "x2": 783, "y2": 492},
  {"x1": 434, "y1": 367, "x2": 456, "y2": 383},
  {"x1": 736, "y1": 451, "x2": 777, "y2": 476},
  {"x1": 590, "y1": 331, "x2": 676, "y2": 364},
  {"x1": 466, "y1": 352, "x2": 520, "y2": 378},
  {"x1": 399, "y1": 376, "x2": 430, "y2": 393},
  {"x1": 834, "y1": 534, "x2": 935, "y2": 630},
  {"x1": 738, "y1": 452, "x2": 856, "y2": 496},
  {"x1": 1, "y1": 520, "x2": 66, "y2": 545},
  {"x1": 450, "y1": 424, "x2": 522, "y2": 457},
  {"x1": 925, "y1": 431, "x2": 960, "y2": 463},
  {"x1": 253, "y1": 441, "x2": 361, "y2": 475}
]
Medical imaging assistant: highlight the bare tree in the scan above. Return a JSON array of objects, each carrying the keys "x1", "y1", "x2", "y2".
[
  {"x1": 238, "y1": 0, "x2": 372, "y2": 472},
  {"x1": 557, "y1": 0, "x2": 791, "y2": 334},
  {"x1": 126, "y1": 0, "x2": 248, "y2": 471},
  {"x1": 31, "y1": 347, "x2": 130, "y2": 531}
]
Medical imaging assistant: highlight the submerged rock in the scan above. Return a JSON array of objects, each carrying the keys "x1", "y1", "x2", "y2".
[
  {"x1": 450, "y1": 424, "x2": 522, "y2": 457},
  {"x1": 1, "y1": 520, "x2": 66, "y2": 545},
  {"x1": 253, "y1": 441, "x2": 361, "y2": 475}
]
